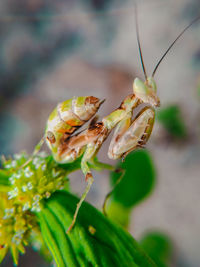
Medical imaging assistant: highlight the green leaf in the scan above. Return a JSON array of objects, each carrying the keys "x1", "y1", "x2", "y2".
[
  {"x1": 157, "y1": 105, "x2": 187, "y2": 138},
  {"x1": 38, "y1": 191, "x2": 156, "y2": 267},
  {"x1": 140, "y1": 231, "x2": 172, "y2": 267},
  {"x1": 110, "y1": 150, "x2": 156, "y2": 208},
  {"x1": 0, "y1": 169, "x2": 10, "y2": 192},
  {"x1": 105, "y1": 201, "x2": 131, "y2": 229},
  {"x1": 38, "y1": 210, "x2": 78, "y2": 267},
  {"x1": 0, "y1": 170, "x2": 9, "y2": 186},
  {"x1": 58, "y1": 156, "x2": 82, "y2": 174},
  {"x1": 107, "y1": 150, "x2": 155, "y2": 227}
]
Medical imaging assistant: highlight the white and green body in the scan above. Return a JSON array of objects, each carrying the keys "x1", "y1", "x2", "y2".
[
  {"x1": 45, "y1": 77, "x2": 159, "y2": 170},
  {"x1": 23, "y1": 7, "x2": 198, "y2": 231},
  {"x1": 43, "y1": 77, "x2": 160, "y2": 232},
  {"x1": 45, "y1": 96, "x2": 103, "y2": 163}
]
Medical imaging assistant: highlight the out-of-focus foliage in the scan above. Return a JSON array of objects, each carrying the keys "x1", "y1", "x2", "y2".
[
  {"x1": 106, "y1": 151, "x2": 173, "y2": 266},
  {"x1": 0, "y1": 169, "x2": 10, "y2": 188},
  {"x1": 107, "y1": 150, "x2": 156, "y2": 228},
  {"x1": 140, "y1": 231, "x2": 172, "y2": 267},
  {"x1": 157, "y1": 105, "x2": 187, "y2": 139}
]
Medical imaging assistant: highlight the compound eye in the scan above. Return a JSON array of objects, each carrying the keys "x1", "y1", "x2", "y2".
[
  {"x1": 46, "y1": 131, "x2": 56, "y2": 144},
  {"x1": 133, "y1": 78, "x2": 148, "y2": 95},
  {"x1": 147, "y1": 77, "x2": 157, "y2": 92}
]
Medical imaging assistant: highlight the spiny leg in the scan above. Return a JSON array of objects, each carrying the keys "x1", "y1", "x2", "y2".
[
  {"x1": 108, "y1": 107, "x2": 155, "y2": 160},
  {"x1": 33, "y1": 136, "x2": 45, "y2": 155},
  {"x1": 102, "y1": 168, "x2": 125, "y2": 216},
  {"x1": 89, "y1": 156, "x2": 122, "y2": 216},
  {"x1": 89, "y1": 157, "x2": 115, "y2": 172},
  {"x1": 66, "y1": 173, "x2": 94, "y2": 234},
  {"x1": 103, "y1": 108, "x2": 155, "y2": 213},
  {"x1": 108, "y1": 114, "x2": 132, "y2": 160},
  {"x1": 66, "y1": 144, "x2": 98, "y2": 233}
]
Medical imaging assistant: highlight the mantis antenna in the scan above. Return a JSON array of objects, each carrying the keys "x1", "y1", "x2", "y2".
[
  {"x1": 134, "y1": 4, "x2": 148, "y2": 81},
  {"x1": 152, "y1": 15, "x2": 200, "y2": 77}
]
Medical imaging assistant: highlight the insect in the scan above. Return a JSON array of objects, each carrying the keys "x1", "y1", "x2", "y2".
[
  {"x1": 45, "y1": 96, "x2": 104, "y2": 163},
  {"x1": 28, "y1": 10, "x2": 200, "y2": 232}
]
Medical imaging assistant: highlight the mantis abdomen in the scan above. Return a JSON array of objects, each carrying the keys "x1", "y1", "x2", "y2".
[{"x1": 45, "y1": 96, "x2": 103, "y2": 159}]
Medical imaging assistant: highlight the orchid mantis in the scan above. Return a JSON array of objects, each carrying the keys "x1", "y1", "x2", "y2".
[{"x1": 27, "y1": 11, "x2": 200, "y2": 232}]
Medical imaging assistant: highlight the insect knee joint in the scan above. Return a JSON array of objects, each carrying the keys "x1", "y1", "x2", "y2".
[{"x1": 85, "y1": 172, "x2": 94, "y2": 183}]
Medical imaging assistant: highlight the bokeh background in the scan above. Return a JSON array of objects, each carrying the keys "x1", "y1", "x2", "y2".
[{"x1": 1, "y1": 0, "x2": 200, "y2": 266}]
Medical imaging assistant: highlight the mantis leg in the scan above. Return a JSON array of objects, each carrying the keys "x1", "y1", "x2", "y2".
[
  {"x1": 18, "y1": 136, "x2": 45, "y2": 169},
  {"x1": 89, "y1": 157, "x2": 115, "y2": 171},
  {"x1": 66, "y1": 144, "x2": 98, "y2": 233},
  {"x1": 102, "y1": 168, "x2": 125, "y2": 215},
  {"x1": 108, "y1": 113, "x2": 132, "y2": 160},
  {"x1": 66, "y1": 173, "x2": 94, "y2": 233},
  {"x1": 108, "y1": 107, "x2": 155, "y2": 160},
  {"x1": 33, "y1": 136, "x2": 45, "y2": 156}
]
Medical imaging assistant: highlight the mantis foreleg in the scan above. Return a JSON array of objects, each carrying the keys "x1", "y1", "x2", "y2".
[{"x1": 108, "y1": 107, "x2": 155, "y2": 160}]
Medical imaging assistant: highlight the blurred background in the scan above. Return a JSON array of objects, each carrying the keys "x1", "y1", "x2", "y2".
[{"x1": 0, "y1": 0, "x2": 200, "y2": 266}]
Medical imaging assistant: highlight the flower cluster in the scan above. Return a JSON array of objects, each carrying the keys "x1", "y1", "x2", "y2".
[
  {"x1": 0, "y1": 193, "x2": 37, "y2": 265},
  {"x1": 3, "y1": 152, "x2": 68, "y2": 212},
  {"x1": 0, "y1": 152, "x2": 69, "y2": 264}
]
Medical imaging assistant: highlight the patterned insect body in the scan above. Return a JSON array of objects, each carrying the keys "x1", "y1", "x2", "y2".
[
  {"x1": 20, "y1": 8, "x2": 200, "y2": 233},
  {"x1": 108, "y1": 106, "x2": 155, "y2": 159},
  {"x1": 104, "y1": 77, "x2": 159, "y2": 159},
  {"x1": 43, "y1": 77, "x2": 159, "y2": 232},
  {"x1": 45, "y1": 96, "x2": 103, "y2": 163}
]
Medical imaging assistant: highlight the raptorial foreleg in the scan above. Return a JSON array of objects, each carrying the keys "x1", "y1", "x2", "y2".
[{"x1": 108, "y1": 107, "x2": 155, "y2": 160}]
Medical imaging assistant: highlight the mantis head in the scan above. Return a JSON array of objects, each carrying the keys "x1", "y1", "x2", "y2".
[
  {"x1": 133, "y1": 4, "x2": 199, "y2": 109},
  {"x1": 133, "y1": 77, "x2": 160, "y2": 107}
]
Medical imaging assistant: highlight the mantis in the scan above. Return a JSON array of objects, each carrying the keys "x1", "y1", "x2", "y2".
[{"x1": 26, "y1": 10, "x2": 200, "y2": 232}]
